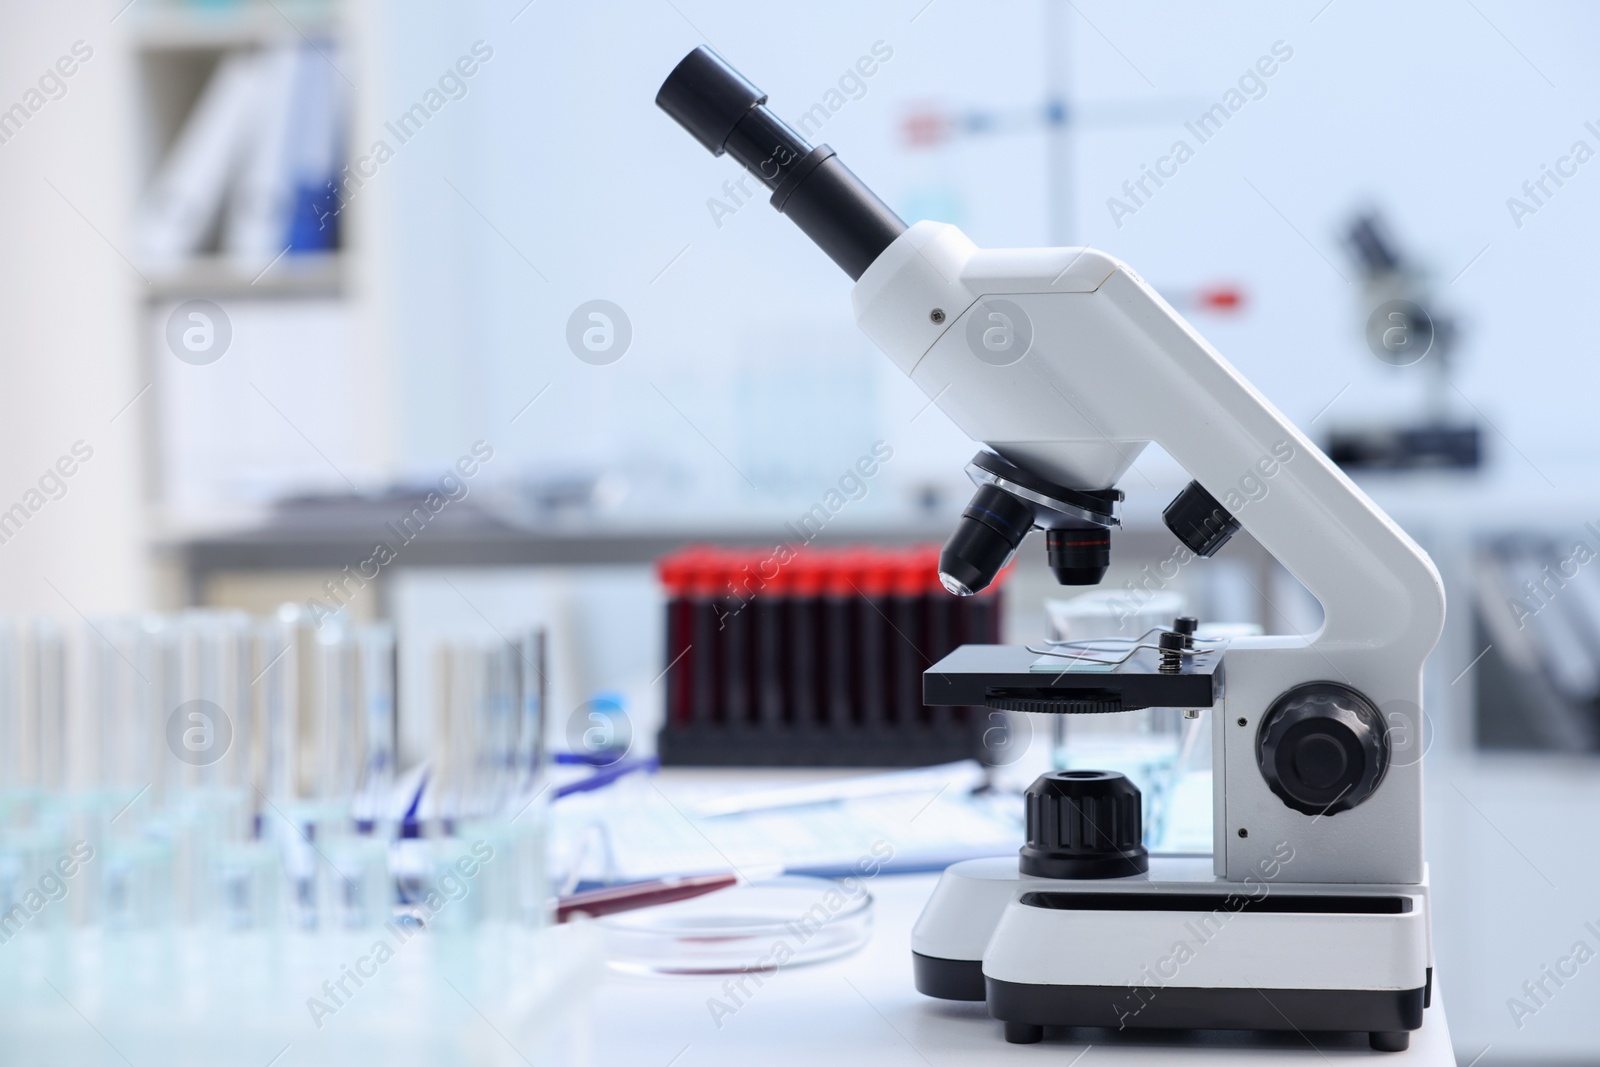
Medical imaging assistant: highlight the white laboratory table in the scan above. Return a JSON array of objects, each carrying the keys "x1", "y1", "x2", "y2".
[{"x1": 573, "y1": 871, "x2": 1455, "y2": 1066}]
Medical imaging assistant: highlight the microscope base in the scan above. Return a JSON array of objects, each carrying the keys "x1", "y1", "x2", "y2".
[
  {"x1": 912, "y1": 856, "x2": 1433, "y2": 1052},
  {"x1": 987, "y1": 978, "x2": 1424, "y2": 1050}
]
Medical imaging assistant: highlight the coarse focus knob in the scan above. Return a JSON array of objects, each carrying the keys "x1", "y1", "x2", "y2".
[
  {"x1": 1256, "y1": 682, "x2": 1389, "y2": 817},
  {"x1": 1019, "y1": 771, "x2": 1148, "y2": 879}
]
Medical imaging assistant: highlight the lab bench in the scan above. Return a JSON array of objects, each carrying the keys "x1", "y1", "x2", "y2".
[{"x1": 565, "y1": 774, "x2": 1456, "y2": 1066}]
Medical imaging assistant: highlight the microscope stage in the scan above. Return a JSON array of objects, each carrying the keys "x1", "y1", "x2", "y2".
[{"x1": 924, "y1": 642, "x2": 1222, "y2": 713}]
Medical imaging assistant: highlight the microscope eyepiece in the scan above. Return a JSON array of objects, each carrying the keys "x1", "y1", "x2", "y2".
[
  {"x1": 657, "y1": 46, "x2": 907, "y2": 280},
  {"x1": 655, "y1": 46, "x2": 767, "y2": 158}
]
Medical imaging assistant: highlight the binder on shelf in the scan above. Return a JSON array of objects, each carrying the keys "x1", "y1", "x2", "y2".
[
  {"x1": 137, "y1": 49, "x2": 263, "y2": 263},
  {"x1": 223, "y1": 44, "x2": 300, "y2": 267},
  {"x1": 283, "y1": 42, "x2": 347, "y2": 254},
  {"x1": 139, "y1": 41, "x2": 349, "y2": 273}
]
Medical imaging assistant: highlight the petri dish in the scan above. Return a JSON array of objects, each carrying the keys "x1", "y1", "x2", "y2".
[{"x1": 595, "y1": 874, "x2": 873, "y2": 975}]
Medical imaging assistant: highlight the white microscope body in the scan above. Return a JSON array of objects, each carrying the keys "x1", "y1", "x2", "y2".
[
  {"x1": 658, "y1": 45, "x2": 1446, "y2": 1053},
  {"x1": 857, "y1": 225, "x2": 1443, "y2": 1049}
]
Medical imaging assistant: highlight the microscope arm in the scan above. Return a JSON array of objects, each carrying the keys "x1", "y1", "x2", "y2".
[{"x1": 852, "y1": 221, "x2": 1446, "y2": 663}]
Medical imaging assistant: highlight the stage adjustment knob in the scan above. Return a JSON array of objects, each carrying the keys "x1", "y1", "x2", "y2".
[
  {"x1": 1019, "y1": 770, "x2": 1148, "y2": 879},
  {"x1": 1256, "y1": 682, "x2": 1389, "y2": 817}
]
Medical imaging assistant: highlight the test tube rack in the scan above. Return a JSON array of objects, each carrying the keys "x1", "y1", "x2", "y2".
[{"x1": 656, "y1": 545, "x2": 1005, "y2": 766}]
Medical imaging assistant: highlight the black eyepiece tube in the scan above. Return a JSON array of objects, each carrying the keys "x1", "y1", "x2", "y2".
[
  {"x1": 657, "y1": 46, "x2": 907, "y2": 280},
  {"x1": 655, "y1": 46, "x2": 768, "y2": 158}
]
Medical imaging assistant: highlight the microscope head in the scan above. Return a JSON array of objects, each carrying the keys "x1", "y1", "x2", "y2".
[{"x1": 658, "y1": 47, "x2": 1128, "y2": 596}]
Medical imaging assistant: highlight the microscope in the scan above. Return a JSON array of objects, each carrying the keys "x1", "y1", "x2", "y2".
[{"x1": 658, "y1": 47, "x2": 1446, "y2": 1053}]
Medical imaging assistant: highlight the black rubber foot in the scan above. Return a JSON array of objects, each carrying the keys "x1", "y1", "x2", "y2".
[
  {"x1": 1004, "y1": 1022, "x2": 1045, "y2": 1044},
  {"x1": 1370, "y1": 1031, "x2": 1410, "y2": 1052}
]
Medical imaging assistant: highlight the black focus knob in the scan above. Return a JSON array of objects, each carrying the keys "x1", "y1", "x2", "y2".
[
  {"x1": 1257, "y1": 682, "x2": 1389, "y2": 817},
  {"x1": 1163, "y1": 480, "x2": 1240, "y2": 557},
  {"x1": 1020, "y1": 770, "x2": 1148, "y2": 879}
]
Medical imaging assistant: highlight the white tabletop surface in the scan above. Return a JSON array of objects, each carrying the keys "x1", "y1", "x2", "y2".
[{"x1": 574, "y1": 871, "x2": 1456, "y2": 1065}]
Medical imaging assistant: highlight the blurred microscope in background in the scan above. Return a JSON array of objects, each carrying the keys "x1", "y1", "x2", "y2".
[{"x1": 1323, "y1": 210, "x2": 1481, "y2": 473}]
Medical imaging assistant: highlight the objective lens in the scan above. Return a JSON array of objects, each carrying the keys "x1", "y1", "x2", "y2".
[
  {"x1": 939, "y1": 572, "x2": 974, "y2": 597},
  {"x1": 1046, "y1": 528, "x2": 1112, "y2": 586},
  {"x1": 938, "y1": 484, "x2": 1034, "y2": 596}
]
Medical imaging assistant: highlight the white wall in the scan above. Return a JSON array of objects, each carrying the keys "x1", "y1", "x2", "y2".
[
  {"x1": 368, "y1": 0, "x2": 1600, "y2": 531},
  {"x1": 0, "y1": 0, "x2": 149, "y2": 614}
]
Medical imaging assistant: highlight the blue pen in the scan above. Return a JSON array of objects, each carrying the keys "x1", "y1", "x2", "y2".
[
  {"x1": 555, "y1": 751, "x2": 635, "y2": 767},
  {"x1": 554, "y1": 755, "x2": 659, "y2": 799},
  {"x1": 402, "y1": 754, "x2": 656, "y2": 830}
]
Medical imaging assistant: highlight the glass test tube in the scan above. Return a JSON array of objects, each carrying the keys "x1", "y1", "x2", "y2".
[
  {"x1": 354, "y1": 623, "x2": 397, "y2": 824},
  {"x1": 313, "y1": 620, "x2": 362, "y2": 804},
  {"x1": 514, "y1": 628, "x2": 546, "y2": 801}
]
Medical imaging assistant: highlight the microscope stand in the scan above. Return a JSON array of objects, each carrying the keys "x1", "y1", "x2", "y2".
[{"x1": 913, "y1": 855, "x2": 1431, "y2": 1052}]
